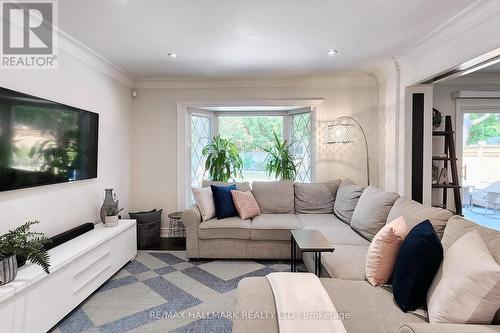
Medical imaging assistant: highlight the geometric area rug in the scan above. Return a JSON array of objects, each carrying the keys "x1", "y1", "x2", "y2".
[{"x1": 50, "y1": 251, "x2": 294, "y2": 333}]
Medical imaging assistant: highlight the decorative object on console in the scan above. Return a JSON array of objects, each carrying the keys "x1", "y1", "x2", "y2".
[
  {"x1": 0, "y1": 220, "x2": 51, "y2": 281},
  {"x1": 104, "y1": 200, "x2": 123, "y2": 227},
  {"x1": 231, "y1": 190, "x2": 261, "y2": 219},
  {"x1": 0, "y1": 255, "x2": 17, "y2": 286},
  {"x1": 392, "y1": 220, "x2": 443, "y2": 312},
  {"x1": 263, "y1": 131, "x2": 298, "y2": 181},
  {"x1": 365, "y1": 216, "x2": 408, "y2": 287},
  {"x1": 211, "y1": 184, "x2": 238, "y2": 219},
  {"x1": 327, "y1": 116, "x2": 370, "y2": 185},
  {"x1": 202, "y1": 134, "x2": 243, "y2": 182},
  {"x1": 100, "y1": 188, "x2": 115, "y2": 222}
]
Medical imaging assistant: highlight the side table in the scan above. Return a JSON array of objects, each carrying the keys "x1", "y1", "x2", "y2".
[
  {"x1": 168, "y1": 211, "x2": 185, "y2": 237},
  {"x1": 290, "y1": 229, "x2": 335, "y2": 276}
]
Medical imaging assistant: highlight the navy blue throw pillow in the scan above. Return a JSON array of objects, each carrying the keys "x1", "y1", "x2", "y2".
[
  {"x1": 211, "y1": 184, "x2": 238, "y2": 219},
  {"x1": 392, "y1": 220, "x2": 443, "y2": 312}
]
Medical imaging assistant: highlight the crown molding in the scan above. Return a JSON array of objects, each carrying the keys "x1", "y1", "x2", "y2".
[
  {"x1": 133, "y1": 73, "x2": 377, "y2": 90},
  {"x1": 57, "y1": 29, "x2": 134, "y2": 87},
  {"x1": 395, "y1": 0, "x2": 500, "y2": 85}
]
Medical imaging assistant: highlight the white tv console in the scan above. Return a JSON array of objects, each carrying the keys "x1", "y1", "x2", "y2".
[{"x1": 0, "y1": 220, "x2": 137, "y2": 333}]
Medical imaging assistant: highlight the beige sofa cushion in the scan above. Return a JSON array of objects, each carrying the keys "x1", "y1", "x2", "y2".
[
  {"x1": 351, "y1": 186, "x2": 400, "y2": 240},
  {"x1": 303, "y1": 245, "x2": 368, "y2": 280},
  {"x1": 427, "y1": 230, "x2": 500, "y2": 324},
  {"x1": 442, "y1": 215, "x2": 500, "y2": 263},
  {"x1": 252, "y1": 181, "x2": 294, "y2": 214},
  {"x1": 202, "y1": 180, "x2": 251, "y2": 192},
  {"x1": 296, "y1": 214, "x2": 348, "y2": 228},
  {"x1": 333, "y1": 179, "x2": 365, "y2": 224},
  {"x1": 234, "y1": 277, "x2": 428, "y2": 333},
  {"x1": 198, "y1": 216, "x2": 251, "y2": 240},
  {"x1": 250, "y1": 214, "x2": 301, "y2": 241},
  {"x1": 387, "y1": 197, "x2": 452, "y2": 239},
  {"x1": 306, "y1": 226, "x2": 370, "y2": 246},
  {"x1": 294, "y1": 180, "x2": 341, "y2": 214},
  {"x1": 323, "y1": 279, "x2": 428, "y2": 333},
  {"x1": 192, "y1": 186, "x2": 216, "y2": 221},
  {"x1": 440, "y1": 216, "x2": 500, "y2": 325}
]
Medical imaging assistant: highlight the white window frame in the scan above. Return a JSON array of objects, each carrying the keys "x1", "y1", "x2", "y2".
[{"x1": 177, "y1": 99, "x2": 324, "y2": 210}]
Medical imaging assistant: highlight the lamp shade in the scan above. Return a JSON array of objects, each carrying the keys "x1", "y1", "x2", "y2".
[{"x1": 327, "y1": 122, "x2": 354, "y2": 144}]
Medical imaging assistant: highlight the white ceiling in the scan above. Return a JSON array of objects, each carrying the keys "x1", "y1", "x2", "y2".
[{"x1": 58, "y1": 0, "x2": 479, "y2": 79}]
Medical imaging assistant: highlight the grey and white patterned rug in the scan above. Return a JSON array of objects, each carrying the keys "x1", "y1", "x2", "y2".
[{"x1": 50, "y1": 251, "x2": 293, "y2": 333}]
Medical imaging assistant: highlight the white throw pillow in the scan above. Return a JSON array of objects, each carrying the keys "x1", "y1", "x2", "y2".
[
  {"x1": 192, "y1": 187, "x2": 215, "y2": 221},
  {"x1": 427, "y1": 230, "x2": 500, "y2": 324}
]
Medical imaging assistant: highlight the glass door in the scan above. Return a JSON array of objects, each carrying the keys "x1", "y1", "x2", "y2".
[{"x1": 461, "y1": 112, "x2": 500, "y2": 229}]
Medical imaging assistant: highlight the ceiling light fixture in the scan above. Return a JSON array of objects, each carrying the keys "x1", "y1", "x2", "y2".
[
  {"x1": 327, "y1": 50, "x2": 338, "y2": 56},
  {"x1": 168, "y1": 52, "x2": 178, "y2": 58}
]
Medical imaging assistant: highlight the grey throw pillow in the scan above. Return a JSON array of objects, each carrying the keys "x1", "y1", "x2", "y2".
[
  {"x1": 333, "y1": 179, "x2": 365, "y2": 224},
  {"x1": 350, "y1": 186, "x2": 400, "y2": 241},
  {"x1": 294, "y1": 180, "x2": 341, "y2": 214}
]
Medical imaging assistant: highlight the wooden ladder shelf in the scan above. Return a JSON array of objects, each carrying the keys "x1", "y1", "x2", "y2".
[{"x1": 432, "y1": 115, "x2": 462, "y2": 215}]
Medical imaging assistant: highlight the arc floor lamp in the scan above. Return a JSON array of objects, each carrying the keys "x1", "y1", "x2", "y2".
[{"x1": 326, "y1": 116, "x2": 370, "y2": 185}]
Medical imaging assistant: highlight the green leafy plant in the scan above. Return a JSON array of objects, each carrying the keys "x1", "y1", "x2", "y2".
[
  {"x1": 202, "y1": 134, "x2": 243, "y2": 182},
  {"x1": 0, "y1": 221, "x2": 51, "y2": 274},
  {"x1": 104, "y1": 197, "x2": 123, "y2": 217},
  {"x1": 263, "y1": 131, "x2": 298, "y2": 181}
]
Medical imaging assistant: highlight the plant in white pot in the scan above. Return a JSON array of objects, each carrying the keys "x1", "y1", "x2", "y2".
[
  {"x1": 0, "y1": 220, "x2": 51, "y2": 285},
  {"x1": 104, "y1": 201, "x2": 123, "y2": 227}
]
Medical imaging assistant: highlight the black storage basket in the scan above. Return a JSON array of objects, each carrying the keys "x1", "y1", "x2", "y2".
[{"x1": 137, "y1": 220, "x2": 160, "y2": 248}]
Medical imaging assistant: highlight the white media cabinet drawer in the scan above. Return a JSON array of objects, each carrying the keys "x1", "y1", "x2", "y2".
[{"x1": 0, "y1": 220, "x2": 137, "y2": 333}]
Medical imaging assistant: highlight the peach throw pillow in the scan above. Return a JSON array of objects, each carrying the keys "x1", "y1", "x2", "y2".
[
  {"x1": 366, "y1": 216, "x2": 408, "y2": 286},
  {"x1": 231, "y1": 190, "x2": 261, "y2": 220}
]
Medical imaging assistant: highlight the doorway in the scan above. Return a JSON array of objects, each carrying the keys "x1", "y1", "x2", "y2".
[{"x1": 459, "y1": 109, "x2": 500, "y2": 229}]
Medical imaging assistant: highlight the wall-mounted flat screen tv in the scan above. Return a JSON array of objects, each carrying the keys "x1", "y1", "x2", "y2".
[{"x1": 0, "y1": 87, "x2": 98, "y2": 191}]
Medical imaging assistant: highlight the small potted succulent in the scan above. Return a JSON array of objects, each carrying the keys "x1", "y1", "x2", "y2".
[
  {"x1": 104, "y1": 201, "x2": 123, "y2": 227},
  {"x1": 0, "y1": 221, "x2": 51, "y2": 285}
]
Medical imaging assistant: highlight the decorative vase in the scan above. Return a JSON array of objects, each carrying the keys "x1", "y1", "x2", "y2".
[
  {"x1": 100, "y1": 189, "x2": 114, "y2": 223},
  {"x1": 104, "y1": 215, "x2": 119, "y2": 227},
  {"x1": 0, "y1": 255, "x2": 18, "y2": 286}
]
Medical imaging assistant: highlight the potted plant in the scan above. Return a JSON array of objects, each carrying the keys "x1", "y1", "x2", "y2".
[
  {"x1": 0, "y1": 221, "x2": 51, "y2": 285},
  {"x1": 202, "y1": 134, "x2": 243, "y2": 182},
  {"x1": 104, "y1": 201, "x2": 123, "y2": 227},
  {"x1": 263, "y1": 131, "x2": 298, "y2": 181}
]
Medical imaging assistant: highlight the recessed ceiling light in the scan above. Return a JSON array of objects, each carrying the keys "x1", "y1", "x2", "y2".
[
  {"x1": 168, "y1": 52, "x2": 178, "y2": 58},
  {"x1": 327, "y1": 50, "x2": 338, "y2": 56}
]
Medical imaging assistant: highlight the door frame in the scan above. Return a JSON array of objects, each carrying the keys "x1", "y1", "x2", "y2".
[
  {"x1": 455, "y1": 93, "x2": 500, "y2": 183},
  {"x1": 405, "y1": 85, "x2": 434, "y2": 205}
]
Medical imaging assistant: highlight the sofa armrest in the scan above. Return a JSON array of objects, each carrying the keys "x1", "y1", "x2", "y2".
[
  {"x1": 399, "y1": 323, "x2": 500, "y2": 333},
  {"x1": 182, "y1": 205, "x2": 202, "y2": 259}
]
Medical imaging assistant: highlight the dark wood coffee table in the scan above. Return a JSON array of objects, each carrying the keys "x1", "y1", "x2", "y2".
[{"x1": 290, "y1": 229, "x2": 335, "y2": 276}]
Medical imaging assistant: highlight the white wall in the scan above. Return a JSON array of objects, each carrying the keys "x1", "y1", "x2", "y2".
[
  {"x1": 130, "y1": 75, "x2": 379, "y2": 229},
  {"x1": 380, "y1": 0, "x2": 500, "y2": 196},
  {"x1": 0, "y1": 39, "x2": 132, "y2": 237}
]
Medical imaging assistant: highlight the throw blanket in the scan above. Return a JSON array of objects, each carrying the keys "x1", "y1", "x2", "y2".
[{"x1": 266, "y1": 272, "x2": 347, "y2": 333}]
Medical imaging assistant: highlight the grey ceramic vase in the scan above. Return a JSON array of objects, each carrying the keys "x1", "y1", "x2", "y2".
[
  {"x1": 100, "y1": 188, "x2": 114, "y2": 223},
  {"x1": 0, "y1": 255, "x2": 18, "y2": 286}
]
